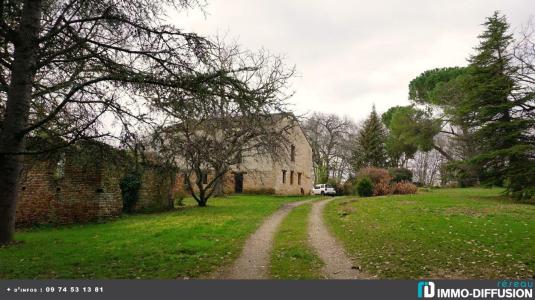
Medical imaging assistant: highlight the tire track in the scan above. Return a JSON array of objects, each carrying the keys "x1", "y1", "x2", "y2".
[
  {"x1": 308, "y1": 198, "x2": 367, "y2": 279},
  {"x1": 210, "y1": 199, "x2": 313, "y2": 279}
]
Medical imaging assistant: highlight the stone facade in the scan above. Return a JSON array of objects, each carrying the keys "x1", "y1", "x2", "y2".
[
  {"x1": 271, "y1": 119, "x2": 315, "y2": 195},
  {"x1": 176, "y1": 117, "x2": 314, "y2": 196}
]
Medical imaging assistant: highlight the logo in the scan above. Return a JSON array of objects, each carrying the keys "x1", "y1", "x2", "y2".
[
  {"x1": 416, "y1": 280, "x2": 533, "y2": 299},
  {"x1": 418, "y1": 281, "x2": 436, "y2": 298}
]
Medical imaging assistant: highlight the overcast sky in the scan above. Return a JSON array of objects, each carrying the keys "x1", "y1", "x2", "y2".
[{"x1": 171, "y1": 0, "x2": 534, "y2": 122}]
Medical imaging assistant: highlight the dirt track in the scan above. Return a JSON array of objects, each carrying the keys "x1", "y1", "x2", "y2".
[
  {"x1": 210, "y1": 199, "x2": 313, "y2": 279},
  {"x1": 308, "y1": 198, "x2": 366, "y2": 279}
]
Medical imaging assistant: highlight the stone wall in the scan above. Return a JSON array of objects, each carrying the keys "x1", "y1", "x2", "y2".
[
  {"x1": 135, "y1": 167, "x2": 174, "y2": 212},
  {"x1": 16, "y1": 153, "x2": 122, "y2": 227},
  {"x1": 15, "y1": 146, "x2": 175, "y2": 227}
]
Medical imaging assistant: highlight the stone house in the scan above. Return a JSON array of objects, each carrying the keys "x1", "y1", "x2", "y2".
[{"x1": 175, "y1": 115, "x2": 315, "y2": 195}]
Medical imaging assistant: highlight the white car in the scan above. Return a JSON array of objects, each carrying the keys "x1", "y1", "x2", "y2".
[{"x1": 312, "y1": 184, "x2": 336, "y2": 196}]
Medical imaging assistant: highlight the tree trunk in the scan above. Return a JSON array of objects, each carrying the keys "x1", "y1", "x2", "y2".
[
  {"x1": 166, "y1": 171, "x2": 177, "y2": 209},
  {"x1": 197, "y1": 187, "x2": 208, "y2": 207},
  {"x1": 0, "y1": 0, "x2": 42, "y2": 245}
]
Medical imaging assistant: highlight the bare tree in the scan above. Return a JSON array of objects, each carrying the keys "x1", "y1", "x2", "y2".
[
  {"x1": 410, "y1": 150, "x2": 444, "y2": 186},
  {"x1": 302, "y1": 113, "x2": 356, "y2": 183},
  {"x1": 0, "y1": 0, "x2": 231, "y2": 244},
  {"x1": 150, "y1": 43, "x2": 295, "y2": 206},
  {"x1": 513, "y1": 17, "x2": 535, "y2": 120}
]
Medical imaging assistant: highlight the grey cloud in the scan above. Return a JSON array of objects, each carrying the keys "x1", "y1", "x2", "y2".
[{"x1": 172, "y1": 0, "x2": 535, "y2": 120}]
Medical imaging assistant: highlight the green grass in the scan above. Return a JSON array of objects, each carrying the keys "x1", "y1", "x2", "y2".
[
  {"x1": 324, "y1": 188, "x2": 535, "y2": 279},
  {"x1": 0, "y1": 195, "x2": 308, "y2": 279},
  {"x1": 270, "y1": 203, "x2": 323, "y2": 279}
]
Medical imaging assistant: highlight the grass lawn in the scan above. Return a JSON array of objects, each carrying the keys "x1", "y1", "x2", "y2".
[
  {"x1": 324, "y1": 188, "x2": 535, "y2": 279},
  {"x1": 0, "y1": 195, "x2": 307, "y2": 279},
  {"x1": 270, "y1": 203, "x2": 323, "y2": 279}
]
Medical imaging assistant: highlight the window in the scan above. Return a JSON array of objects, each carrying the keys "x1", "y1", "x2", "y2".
[
  {"x1": 298, "y1": 172, "x2": 302, "y2": 185},
  {"x1": 290, "y1": 145, "x2": 296, "y2": 162},
  {"x1": 290, "y1": 171, "x2": 294, "y2": 185},
  {"x1": 282, "y1": 170, "x2": 287, "y2": 184},
  {"x1": 202, "y1": 173, "x2": 208, "y2": 185}
]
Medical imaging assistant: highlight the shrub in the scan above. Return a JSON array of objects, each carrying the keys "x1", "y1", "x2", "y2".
[
  {"x1": 343, "y1": 180, "x2": 355, "y2": 195},
  {"x1": 373, "y1": 182, "x2": 392, "y2": 196},
  {"x1": 392, "y1": 181, "x2": 418, "y2": 195},
  {"x1": 511, "y1": 187, "x2": 535, "y2": 201},
  {"x1": 174, "y1": 190, "x2": 188, "y2": 207},
  {"x1": 120, "y1": 171, "x2": 142, "y2": 213},
  {"x1": 357, "y1": 167, "x2": 392, "y2": 185},
  {"x1": 355, "y1": 177, "x2": 373, "y2": 197},
  {"x1": 388, "y1": 168, "x2": 413, "y2": 183}
]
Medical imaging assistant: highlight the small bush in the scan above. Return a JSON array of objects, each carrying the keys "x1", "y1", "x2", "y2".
[
  {"x1": 120, "y1": 171, "x2": 142, "y2": 213},
  {"x1": 174, "y1": 198, "x2": 184, "y2": 207},
  {"x1": 174, "y1": 190, "x2": 188, "y2": 207},
  {"x1": 373, "y1": 182, "x2": 392, "y2": 196},
  {"x1": 343, "y1": 180, "x2": 354, "y2": 195},
  {"x1": 392, "y1": 181, "x2": 418, "y2": 195},
  {"x1": 355, "y1": 177, "x2": 373, "y2": 197},
  {"x1": 511, "y1": 187, "x2": 535, "y2": 202},
  {"x1": 388, "y1": 168, "x2": 413, "y2": 183},
  {"x1": 357, "y1": 167, "x2": 392, "y2": 185}
]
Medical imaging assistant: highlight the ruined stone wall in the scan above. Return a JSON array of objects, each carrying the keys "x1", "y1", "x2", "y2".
[
  {"x1": 135, "y1": 167, "x2": 174, "y2": 212},
  {"x1": 15, "y1": 146, "x2": 175, "y2": 227},
  {"x1": 16, "y1": 153, "x2": 123, "y2": 227}
]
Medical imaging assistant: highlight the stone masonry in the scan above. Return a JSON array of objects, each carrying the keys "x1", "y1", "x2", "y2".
[
  {"x1": 15, "y1": 146, "x2": 175, "y2": 227},
  {"x1": 175, "y1": 116, "x2": 314, "y2": 196}
]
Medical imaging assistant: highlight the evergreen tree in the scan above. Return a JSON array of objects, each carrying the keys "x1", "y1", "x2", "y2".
[
  {"x1": 461, "y1": 12, "x2": 535, "y2": 199},
  {"x1": 381, "y1": 105, "x2": 440, "y2": 167},
  {"x1": 352, "y1": 105, "x2": 388, "y2": 170}
]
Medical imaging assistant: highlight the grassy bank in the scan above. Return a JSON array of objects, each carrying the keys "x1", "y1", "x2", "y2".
[{"x1": 324, "y1": 188, "x2": 535, "y2": 279}]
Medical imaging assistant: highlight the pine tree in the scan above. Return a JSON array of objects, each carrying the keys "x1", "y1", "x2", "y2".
[
  {"x1": 461, "y1": 12, "x2": 535, "y2": 199},
  {"x1": 353, "y1": 105, "x2": 388, "y2": 170}
]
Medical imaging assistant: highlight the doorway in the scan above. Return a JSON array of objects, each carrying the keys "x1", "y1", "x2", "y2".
[{"x1": 234, "y1": 173, "x2": 244, "y2": 194}]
